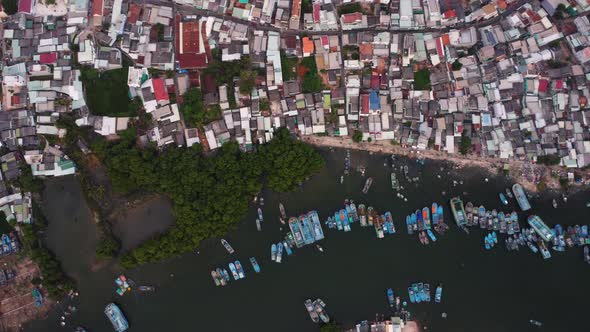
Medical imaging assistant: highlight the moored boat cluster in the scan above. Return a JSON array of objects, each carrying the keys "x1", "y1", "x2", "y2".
[
  {"x1": 325, "y1": 200, "x2": 396, "y2": 239},
  {"x1": 304, "y1": 298, "x2": 330, "y2": 324},
  {"x1": 405, "y1": 203, "x2": 450, "y2": 245}
]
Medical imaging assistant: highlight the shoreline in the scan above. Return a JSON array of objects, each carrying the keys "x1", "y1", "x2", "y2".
[{"x1": 302, "y1": 135, "x2": 584, "y2": 194}]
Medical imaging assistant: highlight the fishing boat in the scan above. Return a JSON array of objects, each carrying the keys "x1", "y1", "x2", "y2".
[
  {"x1": 527, "y1": 215, "x2": 554, "y2": 242},
  {"x1": 316, "y1": 244, "x2": 324, "y2": 252},
  {"x1": 374, "y1": 215, "x2": 385, "y2": 239},
  {"x1": 391, "y1": 173, "x2": 399, "y2": 191},
  {"x1": 32, "y1": 287, "x2": 44, "y2": 307},
  {"x1": 367, "y1": 207, "x2": 375, "y2": 226},
  {"x1": 256, "y1": 218, "x2": 261, "y2": 231},
  {"x1": 283, "y1": 241, "x2": 293, "y2": 255},
  {"x1": 552, "y1": 199, "x2": 557, "y2": 209},
  {"x1": 104, "y1": 303, "x2": 129, "y2": 332},
  {"x1": 340, "y1": 175, "x2": 344, "y2": 184},
  {"x1": 309, "y1": 211, "x2": 325, "y2": 241},
  {"x1": 529, "y1": 320, "x2": 543, "y2": 327},
  {"x1": 512, "y1": 184, "x2": 531, "y2": 211},
  {"x1": 345, "y1": 203, "x2": 354, "y2": 224},
  {"x1": 384, "y1": 212, "x2": 395, "y2": 234},
  {"x1": 300, "y1": 215, "x2": 316, "y2": 244},
  {"x1": 362, "y1": 177, "x2": 373, "y2": 194},
  {"x1": 511, "y1": 212, "x2": 520, "y2": 233},
  {"x1": 315, "y1": 299, "x2": 330, "y2": 323},
  {"x1": 432, "y1": 203, "x2": 439, "y2": 225},
  {"x1": 538, "y1": 241, "x2": 551, "y2": 259},
  {"x1": 304, "y1": 299, "x2": 320, "y2": 323},
  {"x1": 289, "y1": 217, "x2": 305, "y2": 248},
  {"x1": 406, "y1": 215, "x2": 413, "y2": 235},
  {"x1": 387, "y1": 288, "x2": 395, "y2": 307},
  {"x1": 584, "y1": 246, "x2": 590, "y2": 264},
  {"x1": 211, "y1": 270, "x2": 221, "y2": 286},
  {"x1": 216, "y1": 268, "x2": 227, "y2": 286},
  {"x1": 499, "y1": 193, "x2": 508, "y2": 205},
  {"x1": 419, "y1": 231, "x2": 429, "y2": 245},
  {"x1": 276, "y1": 243, "x2": 283, "y2": 263},
  {"x1": 422, "y1": 207, "x2": 431, "y2": 230},
  {"x1": 229, "y1": 262, "x2": 239, "y2": 280},
  {"x1": 271, "y1": 244, "x2": 277, "y2": 262},
  {"x1": 408, "y1": 287, "x2": 416, "y2": 303},
  {"x1": 235, "y1": 260, "x2": 245, "y2": 279},
  {"x1": 250, "y1": 257, "x2": 261, "y2": 273},
  {"x1": 257, "y1": 208, "x2": 264, "y2": 221},
  {"x1": 435, "y1": 285, "x2": 443, "y2": 303},
  {"x1": 138, "y1": 285, "x2": 155, "y2": 292},
  {"x1": 358, "y1": 204, "x2": 367, "y2": 227},
  {"x1": 426, "y1": 229, "x2": 437, "y2": 242},
  {"x1": 341, "y1": 209, "x2": 351, "y2": 232},
  {"x1": 424, "y1": 284, "x2": 431, "y2": 302},
  {"x1": 279, "y1": 203, "x2": 287, "y2": 219},
  {"x1": 221, "y1": 239, "x2": 234, "y2": 254},
  {"x1": 449, "y1": 197, "x2": 467, "y2": 226}
]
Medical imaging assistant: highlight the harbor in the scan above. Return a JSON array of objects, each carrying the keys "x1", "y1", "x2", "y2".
[{"x1": 24, "y1": 148, "x2": 590, "y2": 332}]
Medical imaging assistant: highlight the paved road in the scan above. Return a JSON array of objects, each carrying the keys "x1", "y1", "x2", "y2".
[{"x1": 166, "y1": 0, "x2": 530, "y2": 36}]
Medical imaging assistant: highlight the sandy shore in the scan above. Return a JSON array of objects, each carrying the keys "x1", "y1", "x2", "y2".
[{"x1": 302, "y1": 135, "x2": 580, "y2": 193}]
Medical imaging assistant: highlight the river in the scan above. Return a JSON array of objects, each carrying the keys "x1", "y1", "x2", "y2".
[{"x1": 25, "y1": 149, "x2": 590, "y2": 332}]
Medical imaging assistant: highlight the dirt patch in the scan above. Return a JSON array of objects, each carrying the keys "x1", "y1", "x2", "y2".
[
  {"x1": 0, "y1": 256, "x2": 50, "y2": 332},
  {"x1": 297, "y1": 64, "x2": 309, "y2": 78}
]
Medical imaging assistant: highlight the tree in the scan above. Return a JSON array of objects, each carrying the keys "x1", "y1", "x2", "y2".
[
  {"x1": 451, "y1": 60, "x2": 463, "y2": 71},
  {"x1": 537, "y1": 154, "x2": 561, "y2": 166},
  {"x1": 2, "y1": 0, "x2": 18, "y2": 14},
  {"x1": 239, "y1": 70, "x2": 256, "y2": 95},
  {"x1": 459, "y1": 130, "x2": 471, "y2": 155},
  {"x1": 301, "y1": 56, "x2": 323, "y2": 93},
  {"x1": 414, "y1": 68, "x2": 431, "y2": 90},
  {"x1": 320, "y1": 322, "x2": 341, "y2": 332},
  {"x1": 352, "y1": 130, "x2": 363, "y2": 142},
  {"x1": 96, "y1": 236, "x2": 120, "y2": 259},
  {"x1": 154, "y1": 23, "x2": 165, "y2": 42},
  {"x1": 259, "y1": 98, "x2": 270, "y2": 112}
]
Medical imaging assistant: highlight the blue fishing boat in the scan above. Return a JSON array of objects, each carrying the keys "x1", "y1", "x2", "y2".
[
  {"x1": 437, "y1": 205, "x2": 444, "y2": 223},
  {"x1": 408, "y1": 287, "x2": 416, "y2": 303},
  {"x1": 32, "y1": 288, "x2": 44, "y2": 307},
  {"x1": 387, "y1": 288, "x2": 394, "y2": 307},
  {"x1": 235, "y1": 260, "x2": 245, "y2": 279},
  {"x1": 426, "y1": 229, "x2": 437, "y2": 242},
  {"x1": 288, "y1": 217, "x2": 305, "y2": 248},
  {"x1": 301, "y1": 215, "x2": 316, "y2": 244},
  {"x1": 512, "y1": 184, "x2": 531, "y2": 211},
  {"x1": 104, "y1": 303, "x2": 129, "y2": 332},
  {"x1": 450, "y1": 197, "x2": 467, "y2": 226},
  {"x1": 283, "y1": 241, "x2": 293, "y2": 255},
  {"x1": 221, "y1": 269, "x2": 231, "y2": 281},
  {"x1": 492, "y1": 231, "x2": 498, "y2": 244},
  {"x1": 271, "y1": 244, "x2": 277, "y2": 262},
  {"x1": 431, "y1": 203, "x2": 439, "y2": 224},
  {"x1": 340, "y1": 210, "x2": 351, "y2": 232},
  {"x1": 424, "y1": 284, "x2": 431, "y2": 302},
  {"x1": 422, "y1": 207, "x2": 431, "y2": 230},
  {"x1": 345, "y1": 204, "x2": 354, "y2": 224},
  {"x1": 250, "y1": 257, "x2": 261, "y2": 273},
  {"x1": 416, "y1": 283, "x2": 425, "y2": 302},
  {"x1": 228, "y1": 263, "x2": 239, "y2": 280},
  {"x1": 528, "y1": 215, "x2": 554, "y2": 242},
  {"x1": 435, "y1": 284, "x2": 443, "y2": 303},
  {"x1": 334, "y1": 212, "x2": 343, "y2": 231},
  {"x1": 411, "y1": 213, "x2": 417, "y2": 231},
  {"x1": 416, "y1": 210, "x2": 423, "y2": 231},
  {"x1": 584, "y1": 246, "x2": 590, "y2": 263},
  {"x1": 499, "y1": 193, "x2": 508, "y2": 205},
  {"x1": 276, "y1": 243, "x2": 283, "y2": 263},
  {"x1": 384, "y1": 212, "x2": 395, "y2": 234},
  {"x1": 484, "y1": 234, "x2": 492, "y2": 250},
  {"x1": 350, "y1": 202, "x2": 359, "y2": 222},
  {"x1": 406, "y1": 215, "x2": 413, "y2": 235},
  {"x1": 309, "y1": 211, "x2": 325, "y2": 241}
]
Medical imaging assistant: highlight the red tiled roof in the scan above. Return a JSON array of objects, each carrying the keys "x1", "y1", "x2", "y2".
[
  {"x1": 179, "y1": 21, "x2": 200, "y2": 54},
  {"x1": 152, "y1": 78, "x2": 169, "y2": 102},
  {"x1": 175, "y1": 16, "x2": 209, "y2": 69},
  {"x1": 202, "y1": 74, "x2": 217, "y2": 94},
  {"x1": 538, "y1": 79, "x2": 549, "y2": 93},
  {"x1": 361, "y1": 94, "x2": 369, "y2": 114},
  {"x1": 555, "y1": 80, "x2": 564, "y2": 90},
  {"x1": 443, "y1": 10, "x2": 456, "y2": 19},
  {"x1": 178, "y1": 53, "x2": 208, "y2": 69},
  {"x1": 371, "y1": 74, "x2": 379, "y2": 90},
  {"x1": 11, "y1": 95, "x2": 20, "y2": 105},
  {"x1": 39, "y1": 52, "x2": 57, "y2": 64},
  {"x1": 359, "y1": 43, "x2": 373, "y2": 56},
  {"x1": 126, "y1": 3, "x2": 141, "y2": 24},
  {"x1": 342, "y1": 12, "x2": 362, "y2": 24},
  {"x1": 18, "y1": 0, "x2": 32, "y2": 13},
  {"x1": 441, "y1": 34, "x2": 450, "y2": 46},
  {"x1": 436, "y1": 37, "x2": 444, "y2": 58},
  {"x1": 313, "y1": 3, "x2": 321, "y2": 22},
  {"x1": 92, "y1": 0, "x2": 103, "y2": 16},
  {"x1": 291, "y1": 0, "x2": 301, "y2": 18}
]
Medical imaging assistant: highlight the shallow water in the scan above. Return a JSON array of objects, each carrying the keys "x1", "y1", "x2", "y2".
[{"x1": 26, "y1": 149, "x2": 590, "y2": 332}]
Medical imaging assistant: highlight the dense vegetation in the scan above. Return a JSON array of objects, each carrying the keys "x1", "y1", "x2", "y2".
[
  {"x1": 300, "y1": 56, "x2": 324, "y2": 93},
  {"x1": 80, "y1": 66, "x2": 137, "y2": 117},
  {"x1": 451, "y1": 60, "x2": 463, "y2": 71},
  {"x1": 2, "y1": 0, "x2": 18, "y2": 14},
  {"x1": 320, "y1": 322, "x2": 340, "y2": 332},
  {"x1": 414, "y1": 68, "x2": 431, "y2": 90},
  {"x1": 537, "y1": 154, "x2": 561, "y2": 166},
  {"x1": 459, "y1": 130, "x2": 472, "y2": 155},
  {"x1": 338, "y1": 3, "x2": 363, "y2": 15},
  {"x1": 352, "y1": 130, "x2": 363, "y2": 143},
  {"x1": 258, "y1": 128, "x2": 324, "y2": 192},
  {"x1": 280, "y1": 50, "x2": 299, "y2": 81},
  {"x1": 20, "y1": 203, "x2": 75, "y2": 298},
  {"x1": 179, "y1": 87, "x2": 222, "y2": 127},
  {"x1": 203, "y1": 52, "x2": 252, "y2": 106},
  {"x1": 91, "y1": 127, "x2": 323, "y2": 267}
]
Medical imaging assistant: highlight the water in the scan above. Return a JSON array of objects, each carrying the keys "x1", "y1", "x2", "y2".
[{"x1": 26, "y1": 149, "x2": 590, "y2": 332}]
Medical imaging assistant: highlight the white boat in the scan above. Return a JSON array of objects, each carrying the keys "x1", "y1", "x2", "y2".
[{"x1": 220, "y1": 239, "x2": 234, "y2": 254}]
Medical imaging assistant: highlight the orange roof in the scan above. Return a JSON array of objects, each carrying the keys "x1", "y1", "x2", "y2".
[
  {"x1": 302, "y1": 37, "x2": 314, "y2": 54},
  {"x1": 497, "y1": 0, "x2": 507, "y2": 10},
  {"x1": 441, "y1": 34, "x2": 450, "y2": 46},
  {"x1": 359, "y1": 43, "x2": 373, "y2": 56}
]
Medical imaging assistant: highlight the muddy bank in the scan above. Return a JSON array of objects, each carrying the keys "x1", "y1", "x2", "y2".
[{"x1": 110, "y1": 195, "x2": 174, "y2": 251}]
